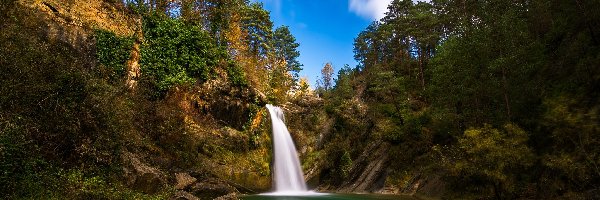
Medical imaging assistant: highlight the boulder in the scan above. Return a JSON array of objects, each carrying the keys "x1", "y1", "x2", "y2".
[
  {"x1": 175, "y1": 172, "x2": 197, "y2": 190},
  {"x1": 121, "y1": 152, "x2": 167, "y2": 194},
  {"x1": 189, "y1": 177, "x2": 239, "y2": 200}
]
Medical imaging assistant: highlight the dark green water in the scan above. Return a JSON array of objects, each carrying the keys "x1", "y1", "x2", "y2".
[{"x1": 241, "y1": 193, "x2": 416, "y2": 200}]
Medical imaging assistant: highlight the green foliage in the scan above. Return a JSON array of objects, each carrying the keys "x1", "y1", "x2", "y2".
[
  {"x1": 141, "y1": 14, "x2": 223, "y2": 93},
  {"x1": 446, "y1": 124, "x2": 534, "y2": 199},
  {"x1": 537, "y1": 96, "x2": 600, "y2": 194},
  {"x1": 95, "y1": 29, "x2": 134, "y2": 80},
  {"x1": 245, "y1": 105, "x2": 265, "y2": 149},
  {"x1": 331, "y1": 64, "x2": 354, "y2": 101},
  {"x1": 339, "y1": 150, "x2": 353, "y2": 179},
  {"x1": 2, "y1": 81, "x2": 163, "y2": 196},
  {"x1": 3, "y1": 0, "x2": 304, "y2": 197},
  {"x1": 0, "y1": 117, "x2": 46, "y2": 197},
  {"x1": 226, "y1": 61, "x2": 249, "y2": 87},
  {"x1": 0, "y1": 10, "x2": 160, "y2": 197},
  {"x1": 59, "y1": 169, "x2": 171, "y2": 199},
  {"x1": 125, "y1": 0, "x2": 150, "y2": 15},
  {"x1": 323, "y1": 0, "x2": 600, "y2": 198},
  {"x1": 273, "y1": 25, "x2": 302, "y2": 80},
  {"x1": 243, "y1": 2, "x2": 274, "y2": 57}
]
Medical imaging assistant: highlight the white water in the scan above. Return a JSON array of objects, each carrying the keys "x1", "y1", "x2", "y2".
[{"x1": 265, "y1": 104, "x2": 308, "y2": 194}]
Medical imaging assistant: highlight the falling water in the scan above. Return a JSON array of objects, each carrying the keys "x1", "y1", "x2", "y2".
[{"x1": 266, "y1": 104, "x2": 308, "y2": 194}]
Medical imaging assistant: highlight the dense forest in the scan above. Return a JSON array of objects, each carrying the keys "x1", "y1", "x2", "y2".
[
  {"x1": 1, "y1": 0, "x2": 599, "y2": 199},
  {"x1": 314, "y1": 0, "x2": 599, "y2": 199}
]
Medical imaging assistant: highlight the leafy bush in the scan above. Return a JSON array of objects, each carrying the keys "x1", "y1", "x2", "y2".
[
  {"x1": 141, "y1": 14, "x2": 223, "y2": 94},
  {"x1": 445, "y1": 124, "x2": 534, "y2": 199},
  {"x1": 95, "y1": 29, "x2": 134, "y2": 79},
  {"x1": 339, "y1": 150, "x2": 353, "y2": 179},
  {"x1": 0, "y1": 117, "x2": 45, "y2": 197}
]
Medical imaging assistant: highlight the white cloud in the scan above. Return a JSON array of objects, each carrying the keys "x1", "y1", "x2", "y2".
[
  {"x1": 349, "y1": 0, "x2": 431, "y2": 21},
  {"x1": 348, "y1": 0, "x2": 393, "y2": 21}
]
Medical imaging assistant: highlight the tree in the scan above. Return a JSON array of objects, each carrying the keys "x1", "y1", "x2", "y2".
[
  {"x1": 268, "y1": 58, "x2": 293, "y2": 103},
  {"x1": 329, "y1": 64, "x2": 355, "y2": 107},
  {"x1": 320, "y1": 62, "x2": 334, "y2": 91},
  {"x1": 273, "y1": 25, "x2": 302, "y2": 80},
  {"x1": 243, "y1": 2, "x2": 273, "y2": 59},
  {"x1": 298, "y1": 77, "x2": 310, "y2": 96}
]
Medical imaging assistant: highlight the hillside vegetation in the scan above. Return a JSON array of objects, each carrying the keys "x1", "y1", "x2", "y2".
[
  {"x1": 1, "y1": 0, "x2": 599, "y2": 199},
  {"x1": 0, "y1": 0, "x2": 310, "y2": 199},
  {"x1": 310, "y1": 0, "x2": 599, "y2": 199}
]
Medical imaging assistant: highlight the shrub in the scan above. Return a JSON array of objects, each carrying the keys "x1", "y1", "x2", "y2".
[
  {"x1": 141, "y1": 14, "x2": 223, "y2": 94},
  {"x1": 95, "y1": 29, "x2": 134, "y2": 80},
  {"x1": 446, "y1": 124, "x2": 534, "y2": 199}
]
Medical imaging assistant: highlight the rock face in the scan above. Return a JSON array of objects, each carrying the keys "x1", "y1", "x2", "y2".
[
  {"x1": 121, "y1": 152, "x2": 167, "y2": 194},
  {"x1": 125, "y1": 40, "x2": 141, "y2": 90},
  {"x1": 400, "y1": 174, "x2": 446, "y2": 197},
  {"x1": 13, "y1": 0, "x2": 139, "y2": 57},
  {"x1": 196, "y1": 75, "x2": 267, "y2": 130},
  {"x1": 337, "y1": 141, "x2": 391, "y2": 193},
  {"x1": 9, "y1": 0, "x2": 142, "y2": 89}
]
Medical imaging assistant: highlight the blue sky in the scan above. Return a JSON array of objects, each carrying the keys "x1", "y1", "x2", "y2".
[{"x1": 254, "y1": 0, "x2": 396, "y2": 87}]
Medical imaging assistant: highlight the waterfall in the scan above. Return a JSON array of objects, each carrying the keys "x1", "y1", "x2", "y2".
[{"x1": 266, "y1": 104, "x2": 308, "y2": 193}]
